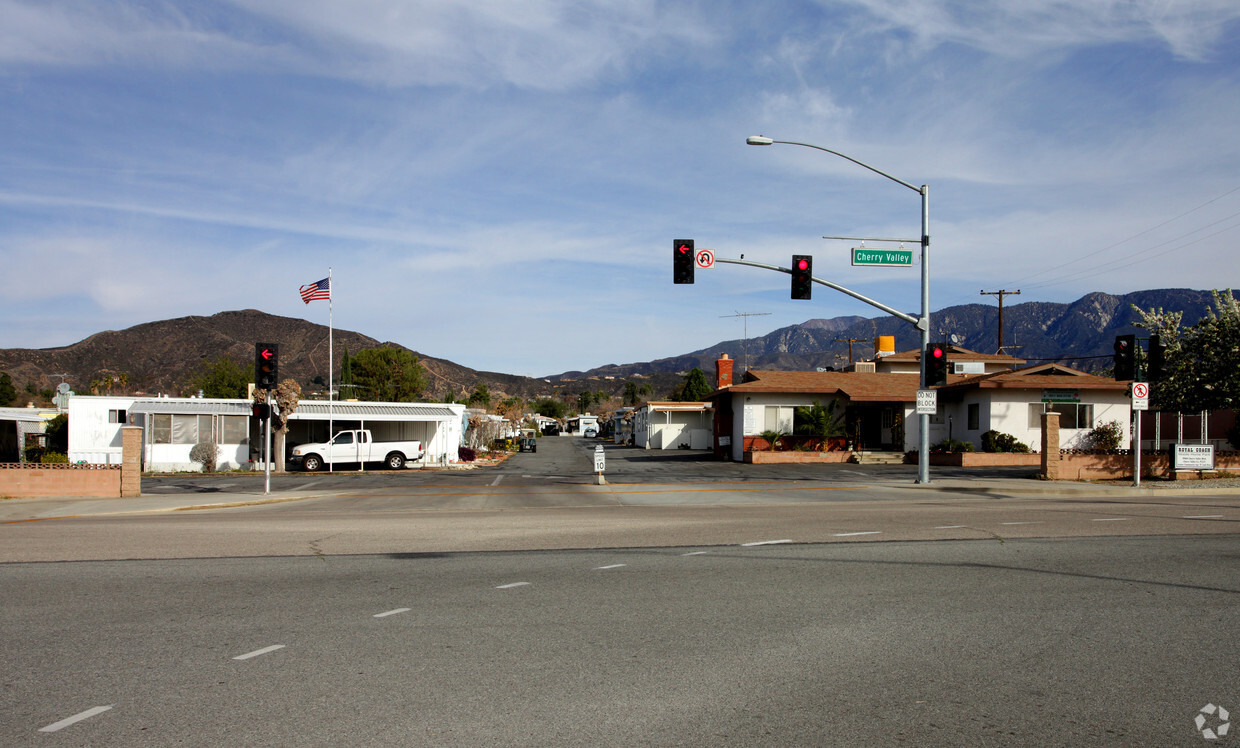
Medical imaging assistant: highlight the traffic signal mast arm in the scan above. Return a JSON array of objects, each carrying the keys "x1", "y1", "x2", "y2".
[{"x1": 712, "y1": 256, "x2": 923, "y2": 329}]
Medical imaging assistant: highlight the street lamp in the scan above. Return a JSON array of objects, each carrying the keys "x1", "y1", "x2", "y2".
[{"x1": 747, "y1": 135, "x2": 933, "y2": 483}]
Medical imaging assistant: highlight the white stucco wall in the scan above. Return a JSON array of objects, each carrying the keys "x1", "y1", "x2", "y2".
[{"x1": 67, "y1": 395, "x2": 135, "y2": 465}]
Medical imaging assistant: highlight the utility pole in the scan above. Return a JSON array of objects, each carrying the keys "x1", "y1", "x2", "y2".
[
  {"x1": 834, "y1": 338, "x2": 865, "y2": 366},
  {"x1": 980, "y1": 289, "x2": 1021, "y2": 353},
  {"x1": 720, "y1": 311, "x2": 771, "y2": 373}
]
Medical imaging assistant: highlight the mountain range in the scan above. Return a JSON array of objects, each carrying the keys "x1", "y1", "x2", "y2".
[{"x1": 0, "y1": 288, "x2": 1226, "y2": 404}]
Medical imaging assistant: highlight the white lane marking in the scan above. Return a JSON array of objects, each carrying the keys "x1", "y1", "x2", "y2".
[
  {"x1": 298, "y1": 480, "x2": 323, "y2": 490},
  {"x1": 374, "y1": 608, "x2": 411, "y2": 618},
  {"x1": 490, "y1": 475, "x2": 504, "y2": 486},
  {"x1": 834, "y1": 531, "x2": 882, "y2": 537},
  {"x1": 39, "y1": 706, "x2": 113, "y2": 733},
  {"x1": 935, "y1": 525, "x2": 966, "y2": 529},
  {"x1": 1183, "y1": 515, "x2": 1225, "y2": 519},
  {"x1": 233, "y1": 644, "x2": 286, "y2": 661},
  {"x1": 1001, "y1": 521, "x2": 1044, "y2": 525},
  {"x1": 741, "y1": 539, "x2": 793, "y2": 547},
  {"x1": 1092, "y1": 517, "x2": 1131, "y2": 522},
  {"x1": 495, "y1": 582, "x2": 530, "y2": 589},
  {"x1": 594, "y1": 564, "x2": 627, "y2": 570},
  {"x1": 681, "y1": 551, "x2": 710, "y2": 556}
]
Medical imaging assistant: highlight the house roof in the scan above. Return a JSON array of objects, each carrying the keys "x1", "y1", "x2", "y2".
[
  {"x1": 879, "y1": 344, "x2": 1027, "y2": 365},
  {"x1": 127, "y1": 399, "x2": 463, "y2": 421},
  {"x1": 129, "y1": 400, "x2": 254, "y2": 416},
  {"x1": 643, "y1": 400, "x2": 712, "y2": 411},
  {"x1": 0, "y1": 407, "x2": 56, "y2": 423},
  {"x1": 293, "y1": 401, "x2": 463, "y2": 421},
  {"x1": 715, "y1": 370, "x2": 922, "y2": 403},
  {"x1": 937, "y1": 363, "x2": 1127, "y2": 391}
]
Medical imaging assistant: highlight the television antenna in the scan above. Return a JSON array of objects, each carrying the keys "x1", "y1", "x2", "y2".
[{"x1": 720, "y1": 311, "x2": 771, "y2": 373}]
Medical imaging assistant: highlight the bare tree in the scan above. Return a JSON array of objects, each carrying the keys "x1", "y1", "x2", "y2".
[{"x1": 254, "y1": 379, "x2": 301, "y2": 472}]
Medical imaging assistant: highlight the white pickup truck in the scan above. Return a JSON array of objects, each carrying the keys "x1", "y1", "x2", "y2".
[{"x1": 290, "y1": 429, "x2": 423, "y2": 471}]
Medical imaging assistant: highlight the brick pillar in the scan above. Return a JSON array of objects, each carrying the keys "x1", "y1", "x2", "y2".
[
  {"x1": 1040, "y1": 412, "x2": 1060, "y2": 480},
  {"x1": 716, "y1": 354, "x2": 734, "y2": 390},
  {"x1": 121, "y1": 426, "x2": 142, "y2": 498}
]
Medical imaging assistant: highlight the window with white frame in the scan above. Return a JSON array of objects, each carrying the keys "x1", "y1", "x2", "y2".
[
  {"x1": 152, "y1": 414, "x2": 172, "y2": 444},
  {"x1": 1029, "y1": 403, "x2": 1094, "y2": 430},
  {"x1": 764, "y1": 406, "x2": 794, "y2": 433},
  {"x1": 108, "y1": 409, "x2": 127, "y2": 424}
]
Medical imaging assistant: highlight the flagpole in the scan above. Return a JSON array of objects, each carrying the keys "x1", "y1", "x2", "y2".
[{"x1": 328, "y1": 267, "x2": 334, "y2": 473}]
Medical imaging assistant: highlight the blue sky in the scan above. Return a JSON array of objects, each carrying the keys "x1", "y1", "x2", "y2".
[{"x1": 3, "y1": 1, "x2": 1239, "y2": 378}]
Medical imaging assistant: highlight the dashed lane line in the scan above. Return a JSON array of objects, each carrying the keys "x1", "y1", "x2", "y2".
[
  {"x1": 38, "y1": 706, "x2": 113, "y2": 733},
  {"x1": 232, "y1": 644, "x2": 286, "y2": 661},
  {"x1": 373, "y1": 608, "x2": 411, "y2": 618}
]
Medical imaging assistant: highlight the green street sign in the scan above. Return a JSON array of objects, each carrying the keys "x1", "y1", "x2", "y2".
[
  {"x1": 1042, "y1": 388, "x2": 1080, "y2": 403},
  {"x1": 852, "y1": 248, "x2": 913, "y2": 267}
]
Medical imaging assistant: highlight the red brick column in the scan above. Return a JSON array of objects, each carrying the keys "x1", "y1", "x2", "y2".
[
  {"x1": 121, "y1": 426, "x2": 142, "y2": 497},
  {"x1": 1040, "y1": 412, "x2": 1060, "y2": 480}
]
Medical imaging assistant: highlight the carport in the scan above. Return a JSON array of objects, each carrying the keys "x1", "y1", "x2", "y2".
[{"x1": 286, "y1": 401, "x2": 465, "y2": 465}]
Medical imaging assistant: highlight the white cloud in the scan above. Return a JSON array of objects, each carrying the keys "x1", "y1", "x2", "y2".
[{"x1": 831, "y1": 0, "x2": 1240, "y2": 61}]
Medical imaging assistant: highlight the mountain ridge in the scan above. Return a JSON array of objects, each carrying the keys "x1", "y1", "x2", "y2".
[{"x1": 0, "y1": 288, "x2": 1227, "y2": 403}]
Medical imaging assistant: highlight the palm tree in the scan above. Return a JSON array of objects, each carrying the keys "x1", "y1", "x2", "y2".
[
  {"x1": 759, "y1": 429, "x2": 785, "y2": 451},
  {"x1": 795, "y1": 400, "x2": 845, "y2": 451}
]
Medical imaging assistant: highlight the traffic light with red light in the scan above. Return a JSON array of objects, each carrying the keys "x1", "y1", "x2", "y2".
[
  {"x1": 926, "y1": 343, "x2": 949, "y2": 386},
  {"x1": 791, "y1": 255, "x2": 812, "y2": 299},
  {"x1": 252, "y1": 402, "x2": 271, "y2": 421},
  {"x1": 255, "y1": 343, "x2": 279, "y2": 389},
  {"x1": 673, "y1": 239, "x2": 695, "y2": 284},
  {"x1": 1113, "y1": 334, "x2": 1135, "y2": 380}
]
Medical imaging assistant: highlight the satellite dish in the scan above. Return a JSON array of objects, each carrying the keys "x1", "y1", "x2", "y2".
[
  {"x1": 57, "y1": 383, "x2": 71, "y2": 394},
  {"x1": 950, "y1": 335, "x2": 960, "y2": 344}
]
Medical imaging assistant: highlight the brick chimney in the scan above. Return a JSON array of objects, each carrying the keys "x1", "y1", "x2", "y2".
[{"x1": 716, "y1": 353, "x2": 734, "y2": 389}]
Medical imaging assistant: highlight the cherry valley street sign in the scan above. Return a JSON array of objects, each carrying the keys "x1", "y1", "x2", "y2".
[{"x1": 852, "y1": 247, "x2": 913, "y2": 267}]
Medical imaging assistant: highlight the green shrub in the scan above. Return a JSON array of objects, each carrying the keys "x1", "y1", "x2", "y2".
[
  {"x1": 931, "y1": 439, "x2": 975, "y2": 453},
  {"x1": 1086, "y1": 421, "x2": 1126, "y2": 452},
  {"x1": 981, "y1": 430, "x2": 1030, "y2": 453},
  {"x1": 39, "y1": 451, "x2": 68, "y2": 464}
]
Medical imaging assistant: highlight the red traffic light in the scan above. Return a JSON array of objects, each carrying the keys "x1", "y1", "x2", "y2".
[
  {"x1": 931, "y1": 347, "x2": 944, "y2": 358},
  {"x1": 796, "y1": 258, "x2": 809, "y2": 271}
]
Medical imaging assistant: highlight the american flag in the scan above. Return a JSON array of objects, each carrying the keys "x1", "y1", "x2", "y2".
[{"x1": 299, "y1": 277, "x2": 331, "y2": 303}]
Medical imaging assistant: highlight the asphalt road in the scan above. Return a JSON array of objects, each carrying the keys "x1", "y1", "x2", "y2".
[
  {"x1": 3, "y1": 536, "x2": 1237, "y2": 746},
  {"x1": 3, "y1": 435, "x2": 1239, "y2": 745},
  {"x1": 139, "y1": 434, "x2": 1043, "y2": 494}
]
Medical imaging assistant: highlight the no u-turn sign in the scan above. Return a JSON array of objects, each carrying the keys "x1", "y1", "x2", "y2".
[{"x1": 695, "y1": 248, "x2": 715, "y2": 269}]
